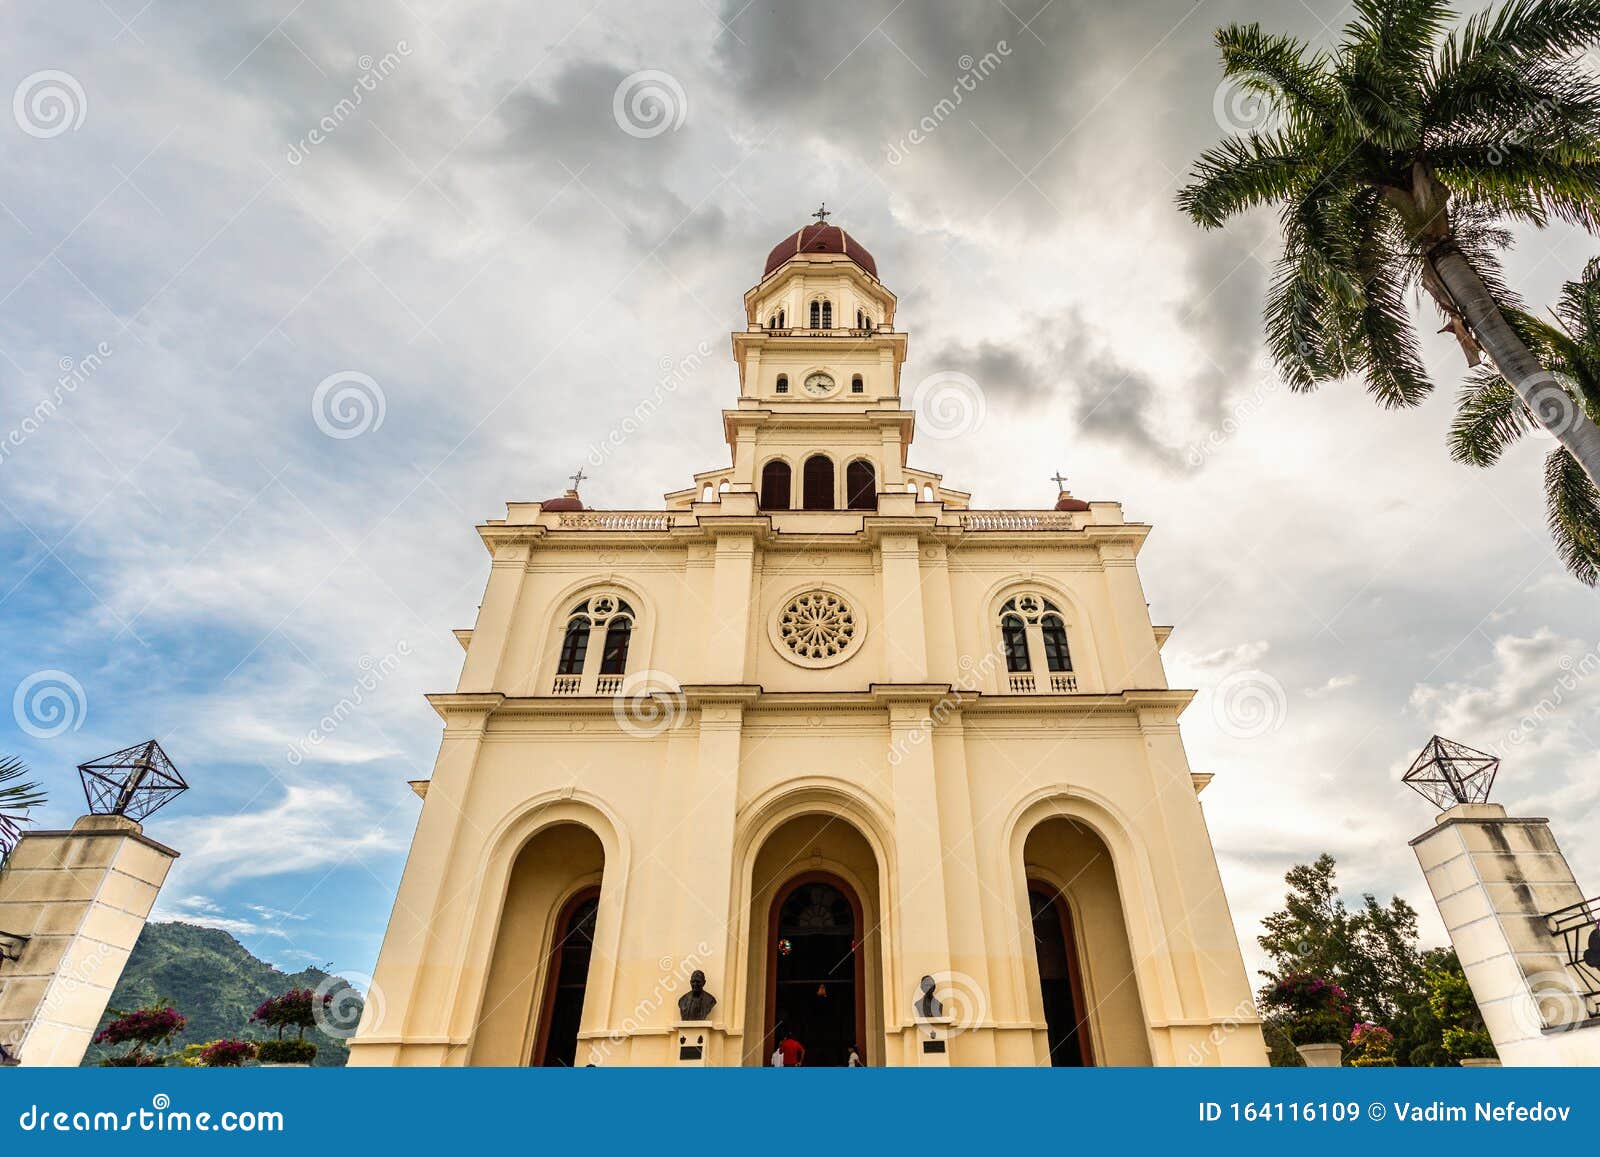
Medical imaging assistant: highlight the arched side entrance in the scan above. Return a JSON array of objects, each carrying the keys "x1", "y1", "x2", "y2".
[
  {"x1": 766, "y1": 872, "x2": 865, "y2": 1067},
  {"x1": 1021, "y1": 817, "x2": 1152, "y2": 1065},
  {"x1": 1028, "y1": 883, "x2": 1093, "y2": 1066},
  {"x1": 741, "y1": 812, "x2": 884, "y2": 1066},
  {"x1": 533, "y1": 887, "x2": 600, "y2": 1066},
  {"x1": 470, "y1": 822, "x2": 605, "y2": 1066}
]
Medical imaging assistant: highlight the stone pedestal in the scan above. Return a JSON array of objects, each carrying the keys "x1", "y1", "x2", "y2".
[
  {"x1": 0, "y1": 815, "x2": 177, "y2": 1066},
  {"x1": 1411, "y1": 803, "x2": 1600, "y2": 1066},
  {"x1": 910, "y1": 1016, "x2": 953, "y2": 1067},
  {"x1": 670, "y1": 1022, "x2": 718, "y2": 1067},
  {"x1": 1295, "y1": 1043, "x2": 1342, "y2": 1068}
]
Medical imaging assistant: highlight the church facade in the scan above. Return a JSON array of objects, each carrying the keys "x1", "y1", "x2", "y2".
[{"x1": 349, "y1": 221, "x2": 1267, "y2": 1068}]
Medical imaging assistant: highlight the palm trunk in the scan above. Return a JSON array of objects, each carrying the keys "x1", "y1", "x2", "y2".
[{"x1": 1430, "y1": 246, "x2": 1600, "y2": 489}]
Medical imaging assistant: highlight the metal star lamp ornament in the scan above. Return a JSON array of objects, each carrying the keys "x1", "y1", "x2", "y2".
[
  {"x1": 77, "y1": 739, "x2": 188, "y2": 822},
  {"x1": 1402, "y1": 735, "x2": 1499, "y2": 810}
]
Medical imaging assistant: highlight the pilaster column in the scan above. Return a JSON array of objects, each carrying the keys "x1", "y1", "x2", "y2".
[
  {"x1": 1099, "y1": 541, "x2": 1165, "y2": 690},
  {"x1": 704, "y1": 534, "x2": 755, "y2": 683},
  {"x1": 459, "y1": 539, "x2": 530, "y2": 693},
  {"x1": 878, "y1": 533, "x2": 927, "y2": 682},
  {"x1": 885, "y1": 698, "x2": 954, "y2": 1035}
]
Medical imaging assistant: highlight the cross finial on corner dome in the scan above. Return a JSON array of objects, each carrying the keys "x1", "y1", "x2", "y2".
[
  {"x1": 811, "y1": 202, "x2": 831, "y2": 225},
  {"x1": 569, "y1": 467, "x2": 588, "y2": 490},
  {"x1": 1051, "y1": 471, "x2": 1069, "y2": 490}
]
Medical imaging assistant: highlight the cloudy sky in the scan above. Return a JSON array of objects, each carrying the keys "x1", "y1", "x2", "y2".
[{"x1": 3, "y1": 0, "x2": 1597, "y2": 994}]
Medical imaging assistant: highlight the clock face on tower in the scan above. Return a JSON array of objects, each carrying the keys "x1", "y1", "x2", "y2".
[{"x1": 803, "y1": 371, "x2": 835, "y2": 397}]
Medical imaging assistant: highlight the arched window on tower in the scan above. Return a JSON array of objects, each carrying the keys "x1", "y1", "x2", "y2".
[
  {"x1": 845, "y1": 459, "x2": 876, "y2": 510},
  {"x1": 769, "y1": 309, "x2": 786, "y2": 329},
  {"x1": 810, "y1": 299, "x2": 832, "y2": 329},
  {"x1": 998, "y1": 594, "x2": 1076, "y2": 693},
  {"x1": 760, "y1": 460, "x2": 792, "y2": 510},
  {"x1": 855, "y1": 308, "x2": 872, "y2": 331},
  {"x1": 552, "y1": 596, "x2": 636, "y2": 694},
  {"x1": 776, "y1": 374, "x2": 789, "y2": 394},
  {"x1": 851, "y1": 374, "x2": 864, "y2": 393},
  {"x1": 802, "y1": 454, "x2": 834, "y2": 510}
]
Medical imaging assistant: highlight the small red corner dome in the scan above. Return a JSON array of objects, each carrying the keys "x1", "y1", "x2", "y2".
[
  {"x1": 1055, "y1": 496, "x2": 1091, "y2": 512},
  {"x1": 763, "y1": 223, "x2": 878, "y2": 280},
  {"x1": 541, "y1": 492, "x2": 585, "y2": 512}
]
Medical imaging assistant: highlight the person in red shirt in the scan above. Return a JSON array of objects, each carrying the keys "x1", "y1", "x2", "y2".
[{"x1": 778, "y1": 1034, "x2": 805, "y2": 1067}]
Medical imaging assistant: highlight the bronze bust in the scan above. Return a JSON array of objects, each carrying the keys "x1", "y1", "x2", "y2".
[
  {"x1": 678, "y1": 969, "x2": 717, "y2": 1020},
  {"x1": 914, "y1": 974, "x2": 943, "y2": 1018}
]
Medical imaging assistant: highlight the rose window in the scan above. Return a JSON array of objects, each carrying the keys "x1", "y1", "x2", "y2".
[{"x1": 777, "y1": 591, "x2": 857, "y2": 662}]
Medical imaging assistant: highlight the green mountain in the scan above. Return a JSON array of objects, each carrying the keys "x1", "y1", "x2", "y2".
[{"x1": 82, "y1": 921, "x2": 361, "y2": 1067}]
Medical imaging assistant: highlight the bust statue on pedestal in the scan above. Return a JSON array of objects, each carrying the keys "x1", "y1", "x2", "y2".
[{"x1": 677, "y1": 970, "x2": 717, "y2": 1021}]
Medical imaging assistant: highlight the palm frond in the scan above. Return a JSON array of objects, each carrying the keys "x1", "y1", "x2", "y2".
[
  {"x1": 1216, "y1": 23, "x2": 1336, "y2": 122},
  {"x1": 1176, "y1": 131, "x2": 1311, "y2": 227},
  {"x1": 1545, "y1": 447, "x2": 1600, "y2": 584},
  {"x1": 1449, "y1": 371, "x2": 1535, "y2": 463},
  {"x1": 0, "y1": 756, "x2": 45, "y2": 815}
]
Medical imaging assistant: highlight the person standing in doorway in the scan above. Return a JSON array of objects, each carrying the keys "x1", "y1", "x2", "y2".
[
  {"x1": 847, "y1": 1043, "x2": 863, "y2": 1067},
  {"x1": 770, "y1": 1042, "x2": 784, "y2": 1067},
  {"x1": 778, "y1": 1032, "x2": 805, "y2": 1068}
]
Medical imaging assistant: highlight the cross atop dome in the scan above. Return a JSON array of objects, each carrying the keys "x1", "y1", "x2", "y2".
[{"x1": 811, "y1": 203, "x2": 832, "y2": 225}]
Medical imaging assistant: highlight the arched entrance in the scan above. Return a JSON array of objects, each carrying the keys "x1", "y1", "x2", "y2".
[
  {"x1": 766, "y1": 872, "x2": 864, "y2": 1067},
  {"x1": 533, "y1": 887, "x2": 600, "y2": 1066},
  {"x1": 742, "y1": 811, "x2": 885, "y2": 1066},
  {"x1": 1028, "y1": 883, "x2": 1092, "y2": 1066}
]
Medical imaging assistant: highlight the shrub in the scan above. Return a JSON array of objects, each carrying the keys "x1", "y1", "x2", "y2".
[
  {"x1": 1348, "y1": 1022, "x2": 1396, "y2": 1067},
  {"x1": 256, "y1": 1038, "x2": 318, "y2": 1065},
  {"x1": 94, "y1": 1000, "x2": 185, "y2": 1066},
  {"x1": 250, "y1": 988, "x2": 329, "y2": 1040},
  {"x1": 198, "y1": 1039, "x2": 257, "y2": 1067},
  {"x1": 1262, "y1": 973, "x2": 1355, "y2": 1046}
]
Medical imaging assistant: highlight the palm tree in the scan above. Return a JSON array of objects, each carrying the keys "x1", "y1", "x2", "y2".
[
  {"x1": 1451, "y1": 258, "x2": 1600, "y2": 582},
  {"x1": 0, "y1": 756, "x2": 44, "y2": 816},
  {"x1": 1176, "y1": 0, "x2": 1600, "y2": 491}
]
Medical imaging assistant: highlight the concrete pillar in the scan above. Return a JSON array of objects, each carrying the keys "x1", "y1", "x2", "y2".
[
  {"x1": 705, "y1": 535, "x2": 755, "y2": 683},
  {"x1": 1411, "y1": 803, "x2": 1600, "y2": 1065},
  {"x1": 1098, "y1": 542, "x2": 1165, "y2": 690},
  {"x1": 878, "y1": 533, "x2": 927, "y2": 682},
  {"x1": 0, "y1": 814, "x2": 177, "y2": 1067},
  {"x1": 459, "y1": 540, "x2": 529, "y2": 693}
]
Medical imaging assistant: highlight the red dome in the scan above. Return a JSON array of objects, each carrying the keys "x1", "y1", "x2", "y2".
[
  {"x1": 1055, "y1": 496, "x2": 1090, "y2": 512},
  {"x1": 763, "y1": 223, "x2": 878, "y2": 280},
  {"x1": 541, "y1": 493, "x2": 585, "y2": 512}
]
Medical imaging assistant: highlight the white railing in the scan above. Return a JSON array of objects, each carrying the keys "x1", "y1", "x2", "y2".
[
  {"x1": 551, "y1": 675, "x2": 582, "y2": 695},
  {"x1": 594, "y1": 675, "x2": 623, "y2": 695},
  {"x1": 1008, "y1": 671, "x2": 1078, "y2": 693},
  {"x1": 557, "y1": 512, "x2": 670, "y2": 531},
  {"x1": 961, "y1": 511, "x2": 1077, "y2": 531}
]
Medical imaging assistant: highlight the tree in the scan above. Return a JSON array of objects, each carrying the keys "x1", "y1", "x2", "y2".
[
  {"x1": 1257, "y1": 854, "x2": 1423, "y2": 1024},
  {"x1": 1177, "y1": 0, "x2": 1600, "y2": 503},
  {"x1": 1450, "y1": 258, "x2": 1600, "y2": 582}
]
